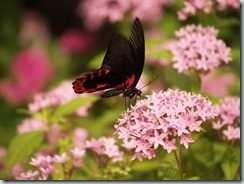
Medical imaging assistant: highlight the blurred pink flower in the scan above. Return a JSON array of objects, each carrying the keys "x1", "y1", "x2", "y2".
[
  {"x1": 72, "y1": 128, "x2": 88, "y2": 149},
  {"x1": 9, "y1": 163, "x2": 24, "y2": 176},
  {"x1": 115, "y1": 89, "x2": 217, "y2": 161},
  {"x1": 28, "y1": 80, "x2": 92, "y2": 116},
  {"x1": 17, "y1": 118, "x2": 46, "y2": 134},
  {"x1": 1, "y1": 48, "x2": 54, "y2": 105},
  {"x1": 177, "y1": 0, "x2": 213, "y2": 21},
  {"x1": 78, "y1": 0, "x2": 174, "y2": 30},
  {"x1": 30, "y1": 155, "x2": 55, "y2": 180},
  {"x1": 60, "y1": 29, "x2": 96, "y2": 54},
  {"x1": 16, "y1": 170, "x2": 39, "y2": 180},
  {"x1": 178, "y1": 0, "x2": 240, "y2": 20},
  {"x1": 19, "y1": 11, "x2": 50, "y2": 46},
  {"x1": 166, "y1": 24, "x2": 231, "y2": 73},
  {"x1": 54, "y1": 152, "x2": 69, "y2": 164},
  {"x1": 216, "y1": 0, "x2": 240, "y2": 10},
  {"x1": 213, "y1": 97, "x2": 240, "y2": 141},
  {"x1": 200, "y1": 72, "x2": 236, "y2": 97},
  {"x1": 70, "y1": 147, "x2": 86, "y2": 167},
  {"x1": 0, "y1": 147, "x2": 6, "y2": 158},
  {"x1": 130, "y1": 0, "x2": 173, "y2": 23},
  {"x1": 86, "y1": 137, "x2": 124, "y2": 162},
  {"x1": 46, "y1": 123, "x2": 67, "y2": 145}
]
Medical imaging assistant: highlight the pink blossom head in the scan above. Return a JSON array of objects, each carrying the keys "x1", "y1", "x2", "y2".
[
  {"x1": 115, "y1": 89, "x2": 217, "y2": 161},
  {"x1": 60, "y1": 29, "x2": 96, "y2": 54},
  {"x1": 213, "y1": 97, "x2": 240, "y2": 141},
  {"x1": 17, "y1": 117, "x2": 46, "y2": 134},
  {"x1": 72, "y1": 128, "x2": 88, "y2": 149},
  {"x1": 78, "y1": 0, "x2": 130, "y2": 31},
  {"x1": 28, "y1": 80, "x2": 92, "y2": 115},
  {"x1": 1, "y1": 48, "x2": 54, "y2": 105},
  {"x1": 19, "y1": 11, "x2": 50, "y2": 46},
  {"x1": 166, "y1": 24, "x2": 232, "y2": 73},
  {"x1": 86, "y1": 137, "x2": 124, "y2": 163},
  {"x1": 200, "y1": 72, "x2": 236, "y2": 97}
]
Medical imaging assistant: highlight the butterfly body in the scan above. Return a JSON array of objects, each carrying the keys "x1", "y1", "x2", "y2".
[{"x1": 72, "y1": 18, "x2": 145, "y2": 99}]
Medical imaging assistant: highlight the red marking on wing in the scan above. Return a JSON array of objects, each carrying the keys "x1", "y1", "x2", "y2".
[
  {"x1": 72, "y1": 69, "x2": 111, "y2": 94},
  {"x1": 114, "y1": 74, "x2": 135, "y2": 89}
]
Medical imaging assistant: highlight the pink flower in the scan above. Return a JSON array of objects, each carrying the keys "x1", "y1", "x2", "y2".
[
  {"x1": 178, "y1": 0, "x2": 240, "y2": 21},
  {"x1": 0, "y1": 48, "x2": 54, "y2": 105},
  {"x1": 166, "y1": 24, "x2": 231, "y2": 73},
  {"x1": 78, "y1": 0, "x2": 130, "y2": 30},
  {"x1": 19, "y1": 11, "x2": 50, "y2": 46},
  {"x1": 28, "y1": 80, "x2": 92, "y2": 115},
  {"x1": 16, "y1": 170, "x2": 39, "y2": 180},
  {"x1": 78, "y1": 0, "x2": 174, "y2": 30},
  {"x1": 72, "y1": 128, "x2": 88, "y2": 149},
  {"x1": 216, "y1": 0, "x2": 240, "y2": 10},
  {"x1": 0, "y1": 147, "x2": 6, "y2": 157},
  {"x1": 70, "y1": 147, "x2": 86, "y2": 167},
  {"x1": 115, "y1": 89, "x2": 217, "y2": 161},
  {"x1": 54, "y1": 152, "x2": 69, "y2": 164},
  {"x1": 213, "y1": 97, "x2": 240, "y2": 141},
  {"x1": 86, "y1": 137, "x2": 124, "y2": 162},
  {"x1": 201, "y1": 72, "x2": 236, "y2": 97},
  {"x1": 177, "y1": 0, "x2": 212, "y2": 20},
  {"x1": 45, "y1": 123, "x2": 67, "y2": 145},
  {"x1": 17, "y1": 118, "x2": 46, "y2": 134},
  {"x1": 60, "y1": 29, "x2": 96, "y2": 54}
]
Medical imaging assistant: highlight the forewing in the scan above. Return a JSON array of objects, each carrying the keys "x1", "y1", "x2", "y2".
[
  {"x1": 129, "y1": 18, "x2": 145, "y2": 86},
  {"x1": 101, "y1": 34, "x2": 135, "y2": 84},
  {"x1": 72, "y1": 69, "x2": 124, "y2": 94}
]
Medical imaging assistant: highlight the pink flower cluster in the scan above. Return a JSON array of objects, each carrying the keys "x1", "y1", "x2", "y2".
[
  {"x1": 200, "y1": 72, "x2": 236, "y2": 97},
  {"x1": 213, "y1": 97, "x2": 240, "y2": 141},
  {"x1": 178, "y1": 0, "x2": 240, "y2": 20},
  {"x1": 78, "y1": 0, "x2": 173, "y2": 30},
  {"x1": 0, "y1": 48, "x2": 54, "y2": 105},
  {"x1": 178, "y1": 0, "x2": 212, "y2": 21},
  {"x1": 28, "y1": 80, "x2": 91, "y2": 116},
  {"x1": 16, "y1": 149, "x2": 85, "y2": 180},
  {"x1": 115, "y1": 89, "x2": 217, "y2": 161},
  {"x1": 59, "y1": 29, "x2": 96, "y2": 54},
  {"x1": 166, "y1": 24, "x2": 231, "y2": 73},
  {"x1": 86, "y1": 137, "x2": 124, "y2": 162}
]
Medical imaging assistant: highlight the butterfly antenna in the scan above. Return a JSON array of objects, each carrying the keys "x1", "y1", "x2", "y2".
[{"x1": 139, "y1": 75, "x2": 159, "y2": 91}]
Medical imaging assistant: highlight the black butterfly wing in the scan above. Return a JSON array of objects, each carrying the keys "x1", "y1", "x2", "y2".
[
  {"x1": 72, "y1": 18, "x2": 144, "y2": 95},
  {"x1": 129, "y1": 18, "x2": 145, "y2": 87},
  {"x1": 73, "y1": 34, "x2": 132, "y2": 94},
  {"x1": 72, "y1": 68, "x2": 124, "y2": 94}
]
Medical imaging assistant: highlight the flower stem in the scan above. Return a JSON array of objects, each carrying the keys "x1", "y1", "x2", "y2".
[{"x1": 173, "y1": 146, "x2": 184, "y2": 180}]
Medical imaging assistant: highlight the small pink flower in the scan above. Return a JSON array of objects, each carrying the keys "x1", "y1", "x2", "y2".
[
  {"x1": 16, "y1": 170, "x2": 39, "y2": 180},
  {"x1": 70, "y1": 147, "x2": 86, "y2": 159},
  {"x1": 166, "y1": 24, "x2": 231, "y2": 73},
  {"x1": 0, "y1": 147, "x2": 6, "y2": 157},
  {"x1": 115, "y1": 89, "x2": 217, "y2": 161},
  {"x1": 28, "y1": 80, "x2": 92, "y2": 115},
  {"x1": 213, "y1": 97, "x2": 240, "y2": 141},
  {"x1": 0, "y1": 48, "x2": 54, "y2": 105},
  {"x1": 164, "y1": 139, "x2": 177, "y2": 153},
  {"x1": 201, "y1": 72, "x2": 236, "y2": 97},
  {"x1": 86, "y1": 137, "x2": 124, "y2": 162},
  {"x1": 72, "y1": 128, "x2": 88, "y2": 149},
  {"x1": 59, "y1": 29, "x2": 96, "y2": 54},
  {"x1": 17, "y1": 118, "x2": 45, "y2": 134},
  {"x1": 70, "y1": 147, "x2": 86, "y2": 167},
  {"x1": 54, "y1": 152, "x2": 69, "y2": 164}
]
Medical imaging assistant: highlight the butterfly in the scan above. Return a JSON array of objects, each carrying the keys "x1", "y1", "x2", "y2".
[{"x1": 72, "y1": 17, "x2": 144, "y2": 99}]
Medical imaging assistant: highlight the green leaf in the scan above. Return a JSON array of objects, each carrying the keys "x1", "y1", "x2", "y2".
[
  {"x1": 221, "y1": 147, "x2": 240, "y2": 180},
  {"x1": 54, "y1": 96, "x2": 99, "y2": 117},
  {"x1": 6, "y1": 131, "x2": 44, "y2": 170},
  {"x1": 159, "y1": 165, "x2": 180, "y2": 180},
  {"x1": 132, "y1": 159, "x2": 160, "y2": 172}
]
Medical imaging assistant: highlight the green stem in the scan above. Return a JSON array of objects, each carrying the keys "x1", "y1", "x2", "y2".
[{"x1": 173, "y1": 147, "x2": 183, "y2": 180}]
